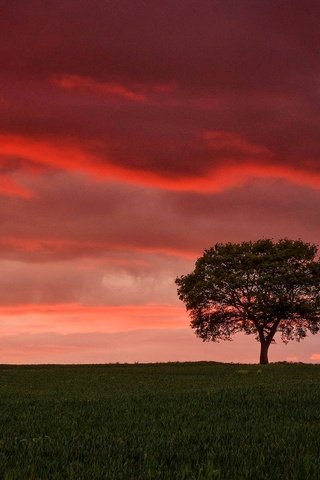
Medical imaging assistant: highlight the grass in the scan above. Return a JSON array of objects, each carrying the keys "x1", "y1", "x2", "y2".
[{"x1": 0, "y1": 362, "x2": 319, "y2": 479}]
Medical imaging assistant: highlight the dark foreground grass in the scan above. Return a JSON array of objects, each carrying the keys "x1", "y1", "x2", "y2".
[{"x1": 0, "y1": 362, "x2": 319, "y2": 479}]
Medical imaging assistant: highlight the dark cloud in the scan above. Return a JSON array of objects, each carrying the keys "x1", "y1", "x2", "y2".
[
  {"x1": 1, "y1": 172, "x2": 320, "y2": 263},
  {"x1": 1, "y1": 1, "x2": 320, "y2": 91},
  {"x1": 0, "y1": 0, "x2": 320, "y2": 181}
]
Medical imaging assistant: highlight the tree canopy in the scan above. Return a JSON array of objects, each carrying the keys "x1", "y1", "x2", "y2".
[{"x1": 175, "y1": 239, "x2": 320, "y2": 364}]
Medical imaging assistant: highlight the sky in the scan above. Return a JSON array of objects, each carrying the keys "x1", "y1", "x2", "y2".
[{"x1": 1, "y1": 0, "x2": 320, "y2": 363}]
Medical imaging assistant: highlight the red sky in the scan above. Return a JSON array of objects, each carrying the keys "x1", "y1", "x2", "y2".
[{"x1": 1, "y1": 0, "x2": 320, "y2": 363}]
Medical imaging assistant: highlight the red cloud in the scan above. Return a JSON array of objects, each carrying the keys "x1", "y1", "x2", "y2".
[
  {"x1": 53, "y1": 75, "x2": 147, "y2": 102},
  {"x1": 0, "y1": 174, "x2": 34, "y2": 198},
  {"x1": 0, "y1": 235, "x2": 197, "y2": 259},
  {"x1": 2, "y1": 133, "x2": 320, "y2": 194},
  {"x1": 53, "y1": 74, "x2": 175, "y2": 102},
  {"x1": 2, "y1": 172, "x2": 320, "y2": 266}
]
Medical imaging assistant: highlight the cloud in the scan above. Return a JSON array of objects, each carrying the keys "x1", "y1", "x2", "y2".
[
  {"x1": 1, "y1": 1, "x2": 320, "y2": 92},
  {"x1": 1, "y1": 1, "x2": 320, "y2": 190},
  {"x1": 2, "y1": 132, "x2": 320, "y2": 194},
  {"x1": 53, "y1": 75, "x2": 147, "y2": 102},
  {"x1": 0, "y1": 254, "x2": 185, "y2": 306},
  {"x1": 53, "y1": 74, "x2": 175, "y2": 102},
  {"x1": 2, "y1": 173, "x2": 320, "y2": 319},
  {"x1": 0, "y1": 174, "x2": 34, "y2": 198},
  {"x1": 2, "y1": 172, "x2": 320, "y2": 266}
]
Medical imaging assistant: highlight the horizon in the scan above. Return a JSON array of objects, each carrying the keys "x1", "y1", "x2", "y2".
[
  {"x1": 1, "y1": 1, "x2": 320, "y2": 364},
  {"x1": 1, "y1": 359, "x2": 320, "y2": 366}
]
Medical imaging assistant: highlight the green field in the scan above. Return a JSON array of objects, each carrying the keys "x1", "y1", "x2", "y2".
[{"x1": 0, "y1": 362, "x2": 319, "y2": 480}]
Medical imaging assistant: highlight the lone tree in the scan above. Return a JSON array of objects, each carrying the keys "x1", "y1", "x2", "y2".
[{"x1": 176, "y1": 239, "x2": 320, "y2": 364}]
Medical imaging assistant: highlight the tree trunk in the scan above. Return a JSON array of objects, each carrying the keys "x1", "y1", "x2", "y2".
[{"x1": 259, "y1": 341, "x2": 270, "y2": 364}]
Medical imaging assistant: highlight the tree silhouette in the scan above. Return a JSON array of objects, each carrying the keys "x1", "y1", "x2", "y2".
[{"x1": 176, "y1": 239, "x2": 320, "y2": 364}]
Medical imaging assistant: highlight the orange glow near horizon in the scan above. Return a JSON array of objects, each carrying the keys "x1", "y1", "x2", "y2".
[{"x1": 0, "y1": 303, "x2": 186, "y2": 333}]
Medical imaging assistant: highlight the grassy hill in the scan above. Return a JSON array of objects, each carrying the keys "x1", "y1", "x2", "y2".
[{"x1": 0, "y1": 362, "x2": 319, "y2": 479}]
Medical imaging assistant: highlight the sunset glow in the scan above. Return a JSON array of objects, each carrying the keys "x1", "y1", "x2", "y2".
[{"x1": 1, "y1": 1, "x2": 320, "y2": 363}]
